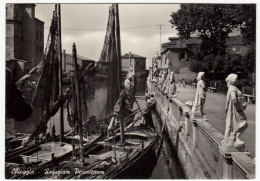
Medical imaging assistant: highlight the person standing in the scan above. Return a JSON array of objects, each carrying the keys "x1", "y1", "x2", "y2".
[
  {"x1": 222, "y1": 73, "x2": 247, "y2": 148},
  {"x1": 108, "y1": 70, "x2": 136, "y2": 134},
  {"x1": 191, "y1": 72, "x2": 206, "y2": 117},
  {"x1": 182, "y1": 79, "x2": 186, "y2": 88}
]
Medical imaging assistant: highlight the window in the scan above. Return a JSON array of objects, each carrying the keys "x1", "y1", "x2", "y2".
[
  {"x1": 180, "y1": 52, "x2": 185, "y2": 59},
  {"x1": 37, "y1": 30, "x2": 39, "y2": 40}
]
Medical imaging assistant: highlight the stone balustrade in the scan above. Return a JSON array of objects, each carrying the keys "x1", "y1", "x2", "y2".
[{"x1": 148, "y1": 81, "x2": 255, "y2": 179}]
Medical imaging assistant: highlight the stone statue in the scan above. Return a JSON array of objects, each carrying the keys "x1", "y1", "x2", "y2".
[
  {"x1": 157, "y1": 71, "x2": 163, "y2": 85},
  {"x1": 163, "y1": 69, "x2": 171, "y2": 94},
  {"x1": 168, "y1": 71, "x2": 177, "y2": 98},
  {"x1": 191, "y1": 72, "x2": 207, "y2": 118},
  {"x1": 152, "y1": 62, "x2": 158, "y2": 77},
  {"x1": 158, "y1": 71, "x2": 165, "y2": 90},
  {"x1": 222, "y1": 74, "x2": 248, "y2": 149},
  {"x1": 161, "y1": 71, "x2": 168, "y2": 93},
  {"x1": 146, "y1": 69, "x2": 152, "y2": 92}
]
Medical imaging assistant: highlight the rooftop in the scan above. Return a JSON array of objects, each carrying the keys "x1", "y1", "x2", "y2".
[
  {"x1": 65, "y1": 53, "x2": 95, "y2": 62},
  {"x1": 161, "y1": 35, "x2": 244, "y2": 53},
  {"x1": 122, "y1": 53, "x2": 146, "y2": 59}
]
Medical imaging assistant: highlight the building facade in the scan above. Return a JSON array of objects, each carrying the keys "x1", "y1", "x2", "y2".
[
  {"x1": 6, "y1": 4, "x2": 44, "y2": 77},
  {"x1": 62, "y1": 50, "x2": 95, "y2": 73},
  {"x1": 121, "y1": 53, "x2": 146, "y2": 77},
  {"x1": 159, "y1": 35, "x2": 248, "y2": 82}
]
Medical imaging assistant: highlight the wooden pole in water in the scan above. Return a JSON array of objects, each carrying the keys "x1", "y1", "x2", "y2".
[
  {"x1": 72, "y1": 43, "x2": 84, "y2": 165},
  {"x1": 114, "y1": 4, "x2": 125, "y2": 144},
  {"x1": 58, "y1": 4, "x2": 64, "y2": 143}
]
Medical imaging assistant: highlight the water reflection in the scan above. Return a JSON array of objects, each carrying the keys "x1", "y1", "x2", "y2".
[{"x1": 136, "y1": 77, "x2": 147, "y2": 94}]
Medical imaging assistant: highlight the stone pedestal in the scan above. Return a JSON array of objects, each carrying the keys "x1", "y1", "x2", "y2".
[
  {"x1": 192, "y1": 109, "x2": 207, "y2": 119},
  {"x1": 221, "y1": 142, "x2": 246, "y2": 152},
  {"x1": 192, "y1": 120, "x2": 197, "y2": 147}
]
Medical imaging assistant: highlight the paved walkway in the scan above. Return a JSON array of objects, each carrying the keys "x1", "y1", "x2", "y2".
[{"x1": 175, "y1": 85, "x2": 255, "y2": 158}]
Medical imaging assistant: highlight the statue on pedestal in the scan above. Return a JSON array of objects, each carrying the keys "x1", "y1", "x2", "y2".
[
  {"x1": 146, "y1": 68, "x2": 152, "y2": 92},
  {"x1": 152, "y1": 62, "x2": 158, "y2": 82},
  {"x1": 159, "y1": 71, "x2": 166, "y2": 91},
  {"x1": 161, "y1": 71, "x2": 168, "y2": 93},
  {"x1": 191, "y1": 72, "x2": 207, "y2": 118},
  {"x1": 222, "y1": 74, "x2": 248, "y2": 150},
  {"x1": 168, "y1": 71, "x2": 177, "y2": 98},
  {"x1": 157, "y1": 71, "x2": 163, "y2": 86},
  {"x1": 163, "y1": 69, "x2": 171, "y2": 95}
]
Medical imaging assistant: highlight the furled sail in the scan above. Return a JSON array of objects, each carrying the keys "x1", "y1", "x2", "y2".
[{"x1": 93, "y1": 4, "x2": 122, "y2": 120}]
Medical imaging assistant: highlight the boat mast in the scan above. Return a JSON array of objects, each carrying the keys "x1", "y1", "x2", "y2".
[
  {"x1": 114, "y1": 4, "x2": 124, "y2": 144},
  {"x1": 72, "y1": 43, "x2": 84, "y2": 165},
  {"x1": 58, "y1": 4, "x2": 64, "y2": 143}
]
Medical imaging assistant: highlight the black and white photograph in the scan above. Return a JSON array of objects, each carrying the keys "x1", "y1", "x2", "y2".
[{"x1": 3, "y1": 1, "x2": 257, "y2": 179}]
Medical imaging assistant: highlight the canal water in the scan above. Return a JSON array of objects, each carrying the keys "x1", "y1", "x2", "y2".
[{"x1": 48, "y1": 76, "x2": 185, "y2": 179}]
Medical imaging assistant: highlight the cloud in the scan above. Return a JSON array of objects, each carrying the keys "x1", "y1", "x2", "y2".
[{"x1": 35, "y1": 3, "x2": 180, "y2": 68}]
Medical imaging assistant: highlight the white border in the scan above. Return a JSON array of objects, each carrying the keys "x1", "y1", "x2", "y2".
[{"x1": 1, "y1": 1, "x2": 259, "y2": 181}]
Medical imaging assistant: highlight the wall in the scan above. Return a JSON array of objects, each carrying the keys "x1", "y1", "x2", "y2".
[
  {"x1": 160, "y1": 49, "x2": 197, "y2": 82},
  {"x1": 148, "y1": 81, "x2": 255, "y2": 179},
  {"x1": 21, "y1": 4, "x2": 36, "y2": 72},
  {"x1": 62, "y1": 53, "x2": 93, "y2": 73},
  {"x1": 122, "y1": 56, "x2": 146, "y2": 77},
  {"x1": 121, "y1": 57, "x2": 132, "y2": 72},
  {"x1": 6, "y1": 4, "x2": 44, "y2": 75},
  {"x1": 35, "y1": 19, "x2": 44, "y2": 67}
]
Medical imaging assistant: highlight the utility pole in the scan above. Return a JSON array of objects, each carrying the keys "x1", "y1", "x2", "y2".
[{"x1": 159, "y1": 24, "x2": 161, "y2": 53}]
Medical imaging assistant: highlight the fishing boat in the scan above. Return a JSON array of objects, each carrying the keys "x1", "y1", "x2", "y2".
[
  {"x1": 39, "y1": 4, "x2": 165, "y2": 179},
  {"x1": 36, "y1": 104, "x2": 164, "y2": 179},
  {"x1": 5, "y1": 4, "x2": 104, "y2": 178},
  {"x1": 5, "y1": 3, "x2": 163, "y2": 179}
]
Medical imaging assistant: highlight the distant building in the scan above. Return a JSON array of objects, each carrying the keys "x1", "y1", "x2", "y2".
[
  {"x1": 62, "y1": 50, "x2": 95, "y2": 74},
  {"x1": 159, "y1": 35, "x2": 248, "y2": 82},
  {"x1": 6, "y1": 4, "x2": 44, "y2": 78},
  {"x1": 121, "y1": 53, "x2": 146, "y2": 77}
]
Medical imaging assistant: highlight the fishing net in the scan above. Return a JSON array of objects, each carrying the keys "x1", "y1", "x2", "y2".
[
  {"x1": 66, "y1": 5, "x2": 122, "y2": 133},
  {"x1": 7, "y1": 6, "x2": 61, "y2": 138},
  {"x1": 91, "y1": 5, "x2": 122, "y2": 121},
  {"x1": 6, "y1": 4, "x2": 122, "y2": 139}
]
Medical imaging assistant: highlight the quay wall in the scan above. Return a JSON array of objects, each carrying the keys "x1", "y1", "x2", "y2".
[{"x1": 149, "y1": 82, "x2": 255, "y2": 179}]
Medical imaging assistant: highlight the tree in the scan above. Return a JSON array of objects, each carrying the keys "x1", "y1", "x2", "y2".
[
  {"x1": 171, "y1": 4, "x2": 256, "y2": 78},
  {"x1": 170, "y1": 4, "x2": 256, "y2": 55},
  {"x1": 189, "y1": 53, "x2": 250, "y2": 76}
]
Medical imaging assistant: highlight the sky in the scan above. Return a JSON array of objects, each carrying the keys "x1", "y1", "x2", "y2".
[{"x1": 35, "y1": 3, "x2": 180, "y2": 68}]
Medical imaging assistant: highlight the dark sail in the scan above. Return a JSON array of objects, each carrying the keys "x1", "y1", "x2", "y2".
[
  {"x1": 10, "y1": 7, "x2": 61, "y2": 139},
  {"x1": 94, "y1": 5, "x2": 122, "y2": 120}
]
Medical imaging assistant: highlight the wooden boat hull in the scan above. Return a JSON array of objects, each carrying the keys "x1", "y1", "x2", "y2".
[{"x1": 104, "y1": 133, "x2": 160, "y2": 179}]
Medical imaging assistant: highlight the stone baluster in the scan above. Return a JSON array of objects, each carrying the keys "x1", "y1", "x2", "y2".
[
  {"x1": 151, "y1": 81, "x2": 155, "y2": 92},
  {"x1": 169, "y1": 98, "x2": 174, "y2": 116},
  {"x1": 222, "y1": 155, "x2": 233, "y2": 179},
  {"x1": 178, "y1": 106, "x2": 183, "y2": 129},
  {"x1": 192, "y1": 119, "x2": 198, "y2": 147},
  {"x1": 163, "y1": 94, "x2": 168, "y2": 110},
  {"x1": 184, "y1": 112, "x2": 190, "y2": 141}
]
